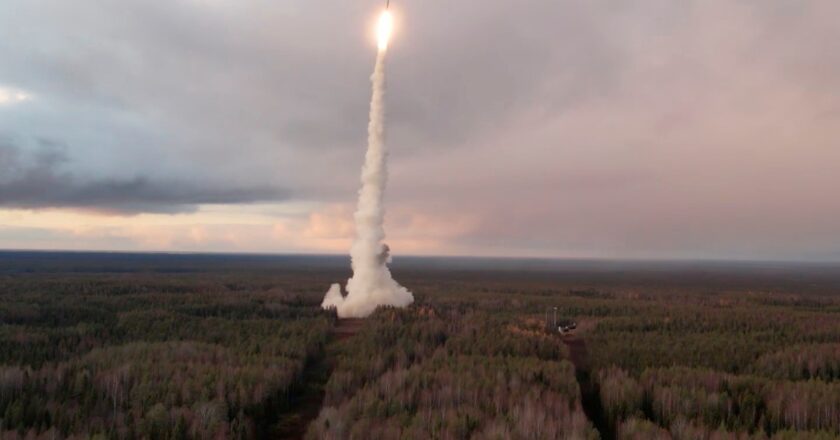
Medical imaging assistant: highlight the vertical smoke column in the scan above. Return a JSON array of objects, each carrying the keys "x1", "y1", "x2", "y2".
[{"x1": 322, "y1": 10, "x2": 414, "y2": 318}]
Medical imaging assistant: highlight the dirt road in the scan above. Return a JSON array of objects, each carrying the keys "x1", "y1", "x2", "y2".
[{"x1": 275, "y1": 319, "x2": 364, "y2": 439}]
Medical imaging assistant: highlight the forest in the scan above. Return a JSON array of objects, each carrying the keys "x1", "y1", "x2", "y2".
[{"x1": 1, "y1": 252, "x2": 839, "y2": 439}]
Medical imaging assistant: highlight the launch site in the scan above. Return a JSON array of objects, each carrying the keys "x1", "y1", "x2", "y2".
[{"x1": 1, "y1": 0, "x2": 840, "y2": 439}]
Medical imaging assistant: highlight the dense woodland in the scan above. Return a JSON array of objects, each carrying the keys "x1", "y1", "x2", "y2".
[
  {"x1": 307, "y1": 308, "x2": 594, "y2": 439},
  {"x1": 1, "y1": 252, "x2": 840, "y2": 439},
  {"x1": 0, "y1": 265, "x2": 331, "y2": 439}
]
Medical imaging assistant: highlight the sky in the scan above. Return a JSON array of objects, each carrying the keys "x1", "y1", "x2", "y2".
[{"x1": 1, "y1": 0, "x2": 839, "y2": 261}]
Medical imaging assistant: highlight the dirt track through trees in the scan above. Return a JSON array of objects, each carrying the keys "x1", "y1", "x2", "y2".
[
  {"x1": 564, "y1": 337, "x2": 612, "y2": 440},
  {"x1": 275, "y1": 319, "x2": 364, "y2": 439}
]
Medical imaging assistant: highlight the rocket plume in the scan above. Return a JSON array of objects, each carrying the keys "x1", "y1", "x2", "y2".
[{"x1": 322, "y1": 10, "x2": 413, "y2": 318}]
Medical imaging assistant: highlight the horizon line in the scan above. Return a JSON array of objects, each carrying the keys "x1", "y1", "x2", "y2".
[{"x1": 2, "y1": 247, "x2": 839, "y2": 266}]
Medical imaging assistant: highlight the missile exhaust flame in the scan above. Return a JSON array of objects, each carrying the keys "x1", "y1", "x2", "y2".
[{"x1": 377, "y1": 10, "x2": 394, "y2": 51}]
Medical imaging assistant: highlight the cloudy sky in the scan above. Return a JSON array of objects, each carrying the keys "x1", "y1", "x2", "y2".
[{"x1": 1, "y1": 0, "x2": 838, "y2": 260}]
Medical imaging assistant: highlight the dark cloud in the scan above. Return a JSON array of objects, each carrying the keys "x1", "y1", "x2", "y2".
[{"x1": 0, "y1": 140, "x2": 286, "y2": 214}]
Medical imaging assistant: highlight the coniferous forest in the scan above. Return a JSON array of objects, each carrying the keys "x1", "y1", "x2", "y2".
[{"x1": 1, "y1": 252, "x2": 840, "y2": 439}]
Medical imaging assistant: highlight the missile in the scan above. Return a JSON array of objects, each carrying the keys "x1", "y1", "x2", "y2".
[{"x1": 386, "y1": 0, "x2": 390, "y2": 9}]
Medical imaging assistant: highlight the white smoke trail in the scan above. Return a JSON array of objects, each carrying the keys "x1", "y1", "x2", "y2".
[{"x1": 321, "y1": 42, "x2": 414, "y2": 318}]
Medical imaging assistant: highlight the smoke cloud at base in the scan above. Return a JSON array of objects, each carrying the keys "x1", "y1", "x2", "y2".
[{"x1": 321, "y1": 25, "x2": 414, "y2": 318}]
